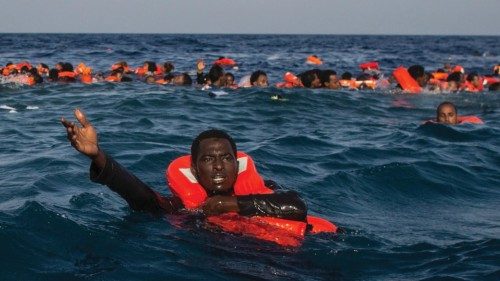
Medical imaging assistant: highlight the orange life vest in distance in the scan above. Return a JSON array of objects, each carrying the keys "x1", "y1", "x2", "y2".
[
  {"x1": 431, "y1": 72, "x2": 449, "y2": 81},
  {"x1": 276, "y1": 72, "x2": 303, "y2": 88},
  {"x1": 58, "y1": 71, "x2": 76, "y2": 78},
  {"x1": 461, "y1": 81, "x2": 484, "y2": 92},
  {"x1": 354, "y1": 79, "x2": 377, "y2": 89},
  {"x1": 339, "y1": 79, "x2": 357, "y2": 89},
  {"x1": 393, "y1": 66, "x2": 422, "y2": 94},
  {"x1": 214, "y1": 58, "x2": 236, "y2": 67},
  {"x1": 165, "y1": 151, "x2": 337, "y2": 247},
  {"x1": 483, "y1": 76, "x2": 500, "y2": 86},
  {"x1": 306, "y1": 55, "x2": 323, "y2": 65},
  {"x1": 80, "y1": 75, "x2": 93, "y2": 84},
  {"x1": 15, "y1": 62, "x2": 32, "y2": 71},
  {"x1": 105, "y1": 75, "x2": 121, "y2": 82},
  {"x1": 135, "y1": 67, "x2": 147, "y2": 76},
  {"x1": 359, "y1": 61, "x2": 379, "y2": 71}
]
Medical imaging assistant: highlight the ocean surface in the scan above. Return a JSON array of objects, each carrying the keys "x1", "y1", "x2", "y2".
[{"x1": 0, "y1": 34, "x2": 499, "y2": 280}]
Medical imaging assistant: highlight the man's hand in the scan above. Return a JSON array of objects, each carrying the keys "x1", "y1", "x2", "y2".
[
  {"x1": 201, "y1": 195, "x2": 239, "y2": 216},
  {"x1": 196, "y1": 59, "x2": 205, "y2": 73},
  {"x1": 61, "y1": 108, "x2": 100, "y2": 159}
]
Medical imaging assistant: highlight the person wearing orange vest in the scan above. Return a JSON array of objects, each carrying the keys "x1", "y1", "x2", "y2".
[
  {"x1": 61, "y1": 109, "x2": 335, "y2": 246},
  {"x1": 434, "y1": 102, "x2": 483, "y2": 125}
]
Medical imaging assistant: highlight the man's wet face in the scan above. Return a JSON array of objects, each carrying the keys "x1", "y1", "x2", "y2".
[
  {"x1": 437, "y1": 104, "x2": 458, "y2": 125},
  {"x1": 192, "y1": 138, "x2": 238, "y2": 195}
]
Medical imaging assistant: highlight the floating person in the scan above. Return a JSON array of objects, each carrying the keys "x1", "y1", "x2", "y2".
[
  {"x1": 61, "y1": 109, "x2": 337, "y2": 247},
  {"x1": 426, "y1": 101, "x2": 484, "y2": 125}
]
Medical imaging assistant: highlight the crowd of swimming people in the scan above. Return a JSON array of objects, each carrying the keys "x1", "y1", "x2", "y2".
[{"x1": 1, "y1": 56, "x2": 500, "y2": 93}]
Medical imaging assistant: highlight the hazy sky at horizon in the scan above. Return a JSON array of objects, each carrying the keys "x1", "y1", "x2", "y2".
[{"x1": 1, "y1": 0, "x2": 499, "y2": 35}]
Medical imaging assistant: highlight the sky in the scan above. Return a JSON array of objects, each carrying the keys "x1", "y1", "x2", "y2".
[{"x1": 0, "y1": 0, "x2": 499, "y2": 35}]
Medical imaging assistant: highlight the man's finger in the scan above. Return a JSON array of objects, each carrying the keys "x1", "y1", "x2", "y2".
[
  {"x1": 61, "y1": 117, "x2": 73, "y2": 128},
  {"x1": 74, "y1": 108, "x2": 91, "y2": 128}
]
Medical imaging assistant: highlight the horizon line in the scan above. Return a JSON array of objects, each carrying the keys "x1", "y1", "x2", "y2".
[{"x1": 0, "y1": 32, "x2": 499, "y2": 37}]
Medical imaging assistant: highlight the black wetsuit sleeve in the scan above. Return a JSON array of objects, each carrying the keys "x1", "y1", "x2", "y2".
[
  {"x1": 236, "y1": 191, "x2": 307, "y2": 222},
  {"x1": 89, "y1": 153, "x2": 183, "y2": 214},
  {"x1": 196, "y1": 72, "x2": 205, "y2": 85}
]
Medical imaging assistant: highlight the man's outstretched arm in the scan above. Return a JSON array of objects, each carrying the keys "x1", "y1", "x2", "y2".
[{"x1": 61, "y1": 108, "x2": 183, "y2": 214}]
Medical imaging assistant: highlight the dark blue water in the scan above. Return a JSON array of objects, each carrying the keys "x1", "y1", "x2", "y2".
[{"x1": 0, "y1": 34, "x2": 499, "y2": 280}]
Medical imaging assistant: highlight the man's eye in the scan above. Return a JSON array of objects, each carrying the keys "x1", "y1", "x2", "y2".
[{"x1": 203, "y1": 157, "x2": 213, "y2": 162}]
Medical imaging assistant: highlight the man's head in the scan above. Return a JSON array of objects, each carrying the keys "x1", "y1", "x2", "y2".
[
  {"x1": 172, "y1": 73, "x2": 193, "y2": 86},
  {"x1": 408, "y1": 65, "x2": 427, "y2": 87},
  {"x1": 190, "y1": 129, "x2": 238, "y2": 195},
  {"x1": 466, "y1": 72, "x2": 481, "y2": 88},
  {"x1": 250, "y1": 70, "x2": 268, "y2": 87},
  {"x1": 224, "y1": 72, "x2": 235, "y2": 86},
  {"x1": 436, "y1": 101, "x2": 458, "y2": 125},
  {"x1": 299, "y1": 69, "x2": 321, "y2": 88},
  {"x1": 320, "y1": 70, "x2": 339, "y2": 89}
]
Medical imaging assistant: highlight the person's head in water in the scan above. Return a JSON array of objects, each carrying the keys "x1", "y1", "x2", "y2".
[
  {"x1": 224, "y1": 72, "x2": 235, "y2": 87},
  {"x1": 250, "y1": 70, "x2": 268, "y2": 87},
  {"x1": 190, "y1": 129, "x2": 238, "y2": 195},
  {"x1": 207, "y1": 64, "x2": 225, "y2": 87},
  {"x1": 172, "y1": 73, "x2": 193, "y2": 86},
  {"x1": 299, "y1": 69, "x2": 321, "y2": 88},
  {"x1": 436, "y1": 101, "x2": 458, "y2": 125},
  {"x1": 320, "y1": 70, "x2": 340, "y2": 89},
  {"x1": 408, "y1": 65, "x2": 427, "y2": 87}
]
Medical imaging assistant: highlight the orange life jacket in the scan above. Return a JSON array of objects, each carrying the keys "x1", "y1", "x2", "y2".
[
  {"x1": 393, "y1": 66, "x2": 422, "y2": 94},
  {"x1": 458, "y1": 115, "x2": 484, "y2": 124},
  {"x1": 26, "y1": 76, "x2": 36, "y2": 86},
  {"x1": 461, "y1": 81, "x2": 483, "y2": 92},
  {"x1": 354, "y1": 79, "x2": 377, "y2": 89},
  {"x1": 483, "y1": 76, "x2": 500, "y2": 86},
  {"x1": 339, "y1": 79, "x2": 357, "y2": 89},
  {"x1": 359, "y1": 61, "x2": 379, "y2": 71},
  {"x1": 425, "y1": 115, "x2": 484, "y2": 125},
  {"x1": 15, "y1": 62, "x2": 32, "y2": 71},
  {"x1": 165, "y1": 151, "x2": 337, "y2": 247},
  {"x1": 58, "y1": 71, "x2": 76, "y2": 78},
  {"x1": 276, "y1": 72, "x2": 303, "y2": 88},
  {"x1": 80, "y1": 75, "x2": 93, "y2": 84},
  {"x1": 2, "y1": 68, "x2": 10, "y2": 76},
  {"x1": 105, "y1": 75, "x2": 121, "y2": 82},
  {"x1": 214, "y1": 58, "x2": 236, "y2": 67},
  {"x1": 431, "y1": 72, "x2": 449, "y2": 81},
  {"x1": 306, "y1": 55, "x2": 322, "y2": 65},
  {"x1": 135, "y1": 67, "x2": 147, "y2": 76}
]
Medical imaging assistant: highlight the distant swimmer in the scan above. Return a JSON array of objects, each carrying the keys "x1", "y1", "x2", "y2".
[{"x1": 61, "y1": 109, "x2": 337, "y2": 246}]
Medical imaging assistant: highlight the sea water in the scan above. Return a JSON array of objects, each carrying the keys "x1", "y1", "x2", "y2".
[{"x1": 0, "y1": 34, "x2": 499, "y2": 280}]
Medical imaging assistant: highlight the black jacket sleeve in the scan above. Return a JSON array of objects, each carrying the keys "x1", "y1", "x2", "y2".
[
  {"x1": 89, "y1": 153, "x2": 307, "y2": 221},
  {"x1": 236, "y1": 191, "x2": 307, "y2": 222},
  {"x1": 196, "y1": 71, "x2": 205, "y2": 85},
  {"x1": 89, "y1": 153, "x2": 183, "y2": 214}
]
